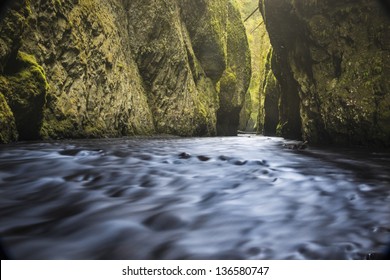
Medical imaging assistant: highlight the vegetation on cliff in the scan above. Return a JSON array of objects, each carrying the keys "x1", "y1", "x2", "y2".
[
  {"x1": 259, "y1": 0, "x2": 390, "y2": 146},
  {"x1": 0, "y1": 93, "x2": 17, "y2": 143},
  {"x1": 236, "y1": 0, "x2": 272, "y2": 133},
  {"x1": 0, "y1": 0, "x2": 388, "y2": 147},
  {"x1": 0, "y1": 0, "x2": 251, "y2": 143},
  {"x1": 217, "y1": 0, "x2": 251, "y2": 135},
  {"x1": 0, "y1": 51, "x2": 48, "y2": 140}
]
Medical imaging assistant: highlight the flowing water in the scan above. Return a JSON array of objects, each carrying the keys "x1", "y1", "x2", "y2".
[{"x1": 0, "y1": 135, "x2": 389, "y2": 259}]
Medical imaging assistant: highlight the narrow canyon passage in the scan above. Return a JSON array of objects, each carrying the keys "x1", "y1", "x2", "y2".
[{"x1": 0, "y1": 0, "x2": 389, "y2": 262}]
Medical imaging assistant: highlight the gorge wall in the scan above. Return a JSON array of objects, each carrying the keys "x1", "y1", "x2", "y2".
[
  {"x1": 1, "y1": 0, "x2": 389, "y2": 147},
  {"x1": 237, "y1": 0, "x2": 272, "y2": 133},
  {"x1": 259, "y1": 0, "x2": 390, "y2": 146},
  {"x1": 0, "y1": 0, "x2": 250, "y2": 143}
]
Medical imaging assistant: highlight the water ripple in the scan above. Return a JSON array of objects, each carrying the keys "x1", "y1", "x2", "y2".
[{"x1": 0, "y1": 136, "x2": 389, "y2": 259}]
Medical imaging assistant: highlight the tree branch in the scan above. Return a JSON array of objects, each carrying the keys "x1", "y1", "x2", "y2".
[
  {"x1": 244, "y1": 7, "x2": 259, "y2": 22},
  {"x1": 251, "y1": 21, "x2": 264, "y2": 33}
]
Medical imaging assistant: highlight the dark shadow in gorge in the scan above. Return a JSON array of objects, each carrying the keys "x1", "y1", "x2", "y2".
[{"x1": 290, "y1": 146, "x2": 390, "y2": 185}]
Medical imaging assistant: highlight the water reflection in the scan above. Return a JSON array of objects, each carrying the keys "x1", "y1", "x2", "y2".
[{"x1": 0, "y1": 135, "x2": 389, "y2": 259}]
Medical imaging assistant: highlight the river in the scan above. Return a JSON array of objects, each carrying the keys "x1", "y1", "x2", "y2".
[{"x1": 0, "y1": 135, "x2": 389, "y2": 259}]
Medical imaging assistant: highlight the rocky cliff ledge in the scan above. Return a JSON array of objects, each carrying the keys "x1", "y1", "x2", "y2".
[
  {"x1": 260, "y1": 0, "x2": 390, "y2": 146},
  {"x1": 0, "y1": 0, "x2": 250, "y2": 143}
]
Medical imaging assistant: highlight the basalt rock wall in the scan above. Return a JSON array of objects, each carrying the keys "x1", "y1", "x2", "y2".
[
  {"x1": 260, "y1": 0, "x2": 390, "y2": 146},
  {"x1": 216, "y1": 0, "x2": 251, "y2": 136},
  {"x1": 0, "y1": 0, "x2": 250, "y2": 143}
]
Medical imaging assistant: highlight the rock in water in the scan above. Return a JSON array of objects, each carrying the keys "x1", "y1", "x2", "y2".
[
  {"x1": 283, "y1": 141, "x2": 308, "y2": 150},
  {"x1": 178, "y1": 152, "x2": 192, "y2": 159},
  {"x1": 197, "y1": 155, "x2": 211, "y2": 162}
]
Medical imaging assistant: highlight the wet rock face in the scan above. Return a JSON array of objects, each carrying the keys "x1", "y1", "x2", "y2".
[
  {"x1": 126, "y1": 0, "x2": 220, "y2": 136},
  {"x1": 0, "y1": 93, "x2": 17, "y2": 143},
  {"x1": 0, "y1": 0, "x2": 250, "y2": 142},
  {"x1": 262, "y1": 51, "x2": 281, "y2": 136},
  {"x1": 260, "y1": 0, "x2": 390, "y2": 146},
  {"x1": 180, "y1": 0, "x2": 228, "y2": 84},
  {"x1": 217, "y1": 1, "x2": 251, "y2": 136},
  {"x1": 0, "y1": 0, "x2": 155, "y2": 141},
  {"x1": 0, "y1": 51, "x2": 48, "y2": 140}
]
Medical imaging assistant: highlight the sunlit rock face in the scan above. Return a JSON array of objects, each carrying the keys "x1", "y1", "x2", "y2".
[
  {"x1": 260, "y1": 0, "x2": 390, "y2": 146},
  {"x1": 216, "y1": 1, "x2": 251, "y2": 136},
  {"x1": 0, "y1": 0, "x2": 250, "y2": 142}
]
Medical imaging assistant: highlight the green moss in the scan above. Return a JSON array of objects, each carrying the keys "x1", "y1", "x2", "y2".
[
  {"x1": 275, "y1": 122, "x2": 284, "y2": 136},
  {"x1": 0, "y1": 51, "x2": 48, "y2": 140},
  {"x1": 40, "y1": 99, "x2": 80, "y2": 139},
  {"x1": 179, "y1": 0, "x2": 228, "y2": 82},
  {"x1": 84, "y1": 124, "x2": 105, "y2": 138},
  {"x1": 220, "y1": 68, "x2": 237, "y2": 89},
  {"x1": 0, "y1": 92, "x2": 18, "y2": 143},
  {"x1": 262, "y1": 68, "x2": 281, "y2": 136},
  {"x1": 54, "y1": 0, "x2": 62, "y2": 8},
  {"x1": 236, "y1": 0, "x2": 271, "y2": 132},
  {"x1": 216, "y1": 0, "x2": 251, "y2": 136},
  {"x1": 42, "y1": 121, "x2": 70, "y2": 139},
  {"x1": 260, "y1": 0, "x2": 390, "y2": 146},
  {"x1": 25, "y1": 0, "x2": 32, "y2": 17}
]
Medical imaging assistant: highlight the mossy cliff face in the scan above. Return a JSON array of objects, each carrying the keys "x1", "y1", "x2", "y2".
[
  {"x1": 0, "y1": 93, "x2": 17, "y2": 143},
  {"x1": 216, "y1": 0, "x2": 251, "y2": 135},
  {"x1": 260, "y1": 0, "x2": 390, "y2": 146},
  {"x1": 0, "y1": 0, "x2": 250, "y2": 142},
  {"x1": 237, "y1": 0, "x2": 272, "y2": 133},
  {"x1": 126, "y1": 0, "x2": 220, "y2": 136},
  {"x1": 0, "y1": 0, "x2": 45, "y2": 141},
  {"x1": 180, "y1": 0, "x2": 228, "y2": 83},
  {"x1": 1, "y1": 0, "x2": 155, "y2": 140},
  {"x1": 0, "y1": 51, "x2": 48, "y2": 140},
  {"x1": 260, "y1": 49, "x2": 281, "y2": 136}
]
